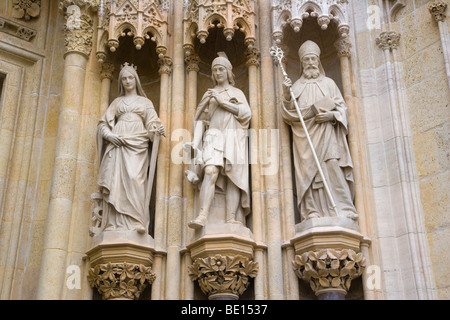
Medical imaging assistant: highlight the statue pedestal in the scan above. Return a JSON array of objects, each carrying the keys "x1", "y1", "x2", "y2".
[
  {"x1": 290, "y1": 217, "x2": 367, "y2": 300},
  {"x1": 86, "y1": 231, "x2": 156, "y2": 300},
  {"x1": 187, "y1": 224, "x2": 259, "y2": 300}
]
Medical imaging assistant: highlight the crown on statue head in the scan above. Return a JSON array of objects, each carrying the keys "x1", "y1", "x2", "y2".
[{"x1": 121, "y1": 62, "x2": 138, "y2": 71}]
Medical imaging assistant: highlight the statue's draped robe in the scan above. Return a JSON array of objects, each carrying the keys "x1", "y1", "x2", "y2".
[
  {"x1": 192, "y1": 86, "x2": 252, "y2": 216},
  {"x1": 281, "y1": 75, "x2": 356, "y2": 220},
  {"x1": 97, "y1": 96, "x2": 161, "y2": 231}
]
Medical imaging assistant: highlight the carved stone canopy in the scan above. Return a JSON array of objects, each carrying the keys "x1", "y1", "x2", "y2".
[
  {"x1": 96, "y1": 0, "x2": 170, "y2": 65},
  {"x1": 271, "y1": 0, "x2": 351, "y2": 45},
  {"x1": 185, "y1": 0, "x2": 256, "y2": 45},
  {"x1": 184, "y1": 0, "x2": 257, "y2": 54}
]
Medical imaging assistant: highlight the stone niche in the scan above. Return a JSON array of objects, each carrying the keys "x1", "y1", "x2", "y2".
[
  {"x1": 277, "y1": 14, "x2": 367, "y2": 300},
  {"x1": 185, "y1": 20, "x2": 258, "y2": 300},
  {"x1": 108, "y1": 32, "x2": 162, "y2": 116}
]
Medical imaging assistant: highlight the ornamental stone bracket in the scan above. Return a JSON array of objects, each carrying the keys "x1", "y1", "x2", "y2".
[
  {"x1": 186, "y1": 230, "x2": 260, "y2": 300},
  {"x1": 429, "y1": 2, "x2": 448, "y2": 22},
  {"x1": 85, "y1": 231, "x2": 158, "y2": 300},
  {"x1": 290, "y1": 217, "x2": 368, "y2": 300},
  {"x1": 183, "y1": 0, "x2": 257, "y2": 52},
  {"x1": 95, "y1": 0, "x2": 170, "y2": 66},
  {"x1": 376, "y1": 31, "x2": 401, "y2": 51},
  {"x1": 271, "y1": 0, "x2": 351, "y2": 45}
]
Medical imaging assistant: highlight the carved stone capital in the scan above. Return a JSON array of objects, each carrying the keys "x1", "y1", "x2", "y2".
[
  {"x1": 100, "y1": 62, "x2": 115, "y2": 81},
  {"x1": 188, "y1": 254, "x2": 258, "y2": 300},
  {"x1": 376, "y1": 31, "x2": 401, "y2": 51},
  {"x1": 87, "y1": 262, "x2": 156, "y2": 300},
  {"x1": 334, "y1": 37, "x2": 352, "y2": 57},
  {"x1": 59, "y1": 0, "x2": 98, "y2": 58},
  {"x1": 292, "y1": 249, "x2": 366, "y2": 297},
  {"x1": 12, "y1": 0, "x2": 41, "y2": 21},
  {"x1": 429, "y1": 2, "x2": 448, "y2": 22},
  {"x1": 186, "y1": 53, "x2": 200, "y2": 73},
  {"x1": 158, "y1": 56, "x2": 173, "y2": 75},
  {"x1": 245, "y1": 47, "x2": 260, "y2": 67}
]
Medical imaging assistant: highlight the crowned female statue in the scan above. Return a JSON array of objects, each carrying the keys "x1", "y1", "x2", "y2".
[{"x1": 94, "y1": 63, "x2": 165, "y2": 234}]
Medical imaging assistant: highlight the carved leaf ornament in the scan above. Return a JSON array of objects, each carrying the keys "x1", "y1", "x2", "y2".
[
  {"x1": 12, "y1": 0, "x2": 41, "y2": 20},
  {"x1": 293, "y1": 249, "x2": 366, "y2": 294},
  {"x1": 189, "y1": 255, "x2": 258, "y2": 297},
  {"x1": 88, "y1": 262, "x2": 156, "y2": 300}
]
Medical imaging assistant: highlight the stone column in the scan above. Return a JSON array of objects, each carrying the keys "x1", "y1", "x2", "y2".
[
  {"x1": 182, "y1": 50, "x2": 200, "y2": 300},
  {"x1": 165, "y1": 0, "x2": 185, "y2": 299},
  {"x1": 99, "y1": 62, "x2": 114, "y2": 115},
  {"x1": 258, "y1": 0, "x2": 284, "y2": 300},
  {"x1": 151, "y1": 55, "x2": 172, "y2": 300},
  {"x1": 36, "y1": 0, "x2": 97, "y2": 300},
  {"x1": 334, "y1": 37, "x2": 369, "y2": 236},
  {"x1": 376, "y1": 30, "x2": 436, "y2": 300},
  {"x1": 245, "y1": 46, "x2": 266, "y2": 300},
  {"x1": 429, "y1": 2, "x2": 450, "y2": 88}
]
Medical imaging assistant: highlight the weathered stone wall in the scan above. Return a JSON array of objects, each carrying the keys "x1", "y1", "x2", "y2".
[
  {"x1": 0, "y1": 0, "x2": 448, "y2": 300},
  {"x1": 393, "y1": 0, "x2": 450, "y2": 300}
]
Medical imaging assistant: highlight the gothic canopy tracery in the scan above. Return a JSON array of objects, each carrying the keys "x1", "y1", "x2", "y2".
[
  {"x1": 183, "y1": 0, "x2": 257, "y2": 56},
  {"x1": 271, "y1": 0, "x2": 351, "y2": 44},
  {"x1": 96, "y1": 0, "x2": 170, "y2": 63}
]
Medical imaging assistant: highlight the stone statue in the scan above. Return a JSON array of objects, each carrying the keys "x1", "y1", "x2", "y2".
[
  {"x1": 93, "y1": 63, "x2": 165, "y2": 235},
  {"x1": 185, "y1": 52, "x2": 251, "y2": 229},
  {"x1": 281, "y1": 41, "x2": 358, "y2": 221}
]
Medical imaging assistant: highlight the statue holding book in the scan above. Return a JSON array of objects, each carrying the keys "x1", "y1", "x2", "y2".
[{"x1": 281, "y1": 40, "x2": 358, "y2": 221}]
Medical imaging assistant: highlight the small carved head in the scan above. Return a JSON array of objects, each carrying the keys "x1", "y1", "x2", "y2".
[
  {"x1": 211, "y1": 52, "x2": 235, "y2": 86},
  {"x1": 118, "y1": 63, "x2": 147, "y2": 98}
]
